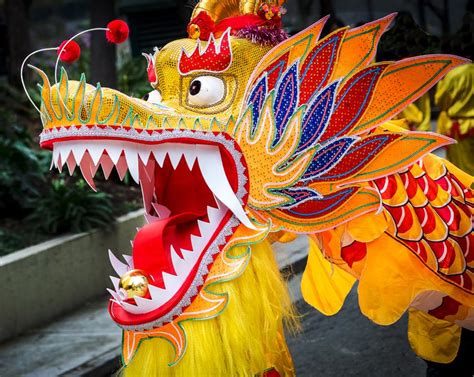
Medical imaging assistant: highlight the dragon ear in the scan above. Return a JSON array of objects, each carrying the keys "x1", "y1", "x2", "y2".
[
  {"x1": 243, "y1": 15, "x2": 329, "y2": 99},
  {"x1": 331, "y1": 13, "x2": 396, "y2": 80},
  {"x1": 351, "y1": 54, "x2": 469, "y2": 135}
]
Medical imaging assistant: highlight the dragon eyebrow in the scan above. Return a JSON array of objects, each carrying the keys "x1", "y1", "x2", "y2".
[{"x1": 178, "y1": 29, "x2": 232, "y2": 75}]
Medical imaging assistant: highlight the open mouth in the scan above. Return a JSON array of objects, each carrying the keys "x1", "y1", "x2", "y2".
[{"x1": 42, "y1": 126, "x2": 251, "y2": 330}]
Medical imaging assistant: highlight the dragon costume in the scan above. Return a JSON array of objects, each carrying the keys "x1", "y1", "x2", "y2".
[{"x1": 23, "y1": 1, "x2": 473, "y2": 375}]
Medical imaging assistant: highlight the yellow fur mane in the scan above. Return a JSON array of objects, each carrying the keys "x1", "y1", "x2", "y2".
[{"x1": 122, "y1": 240, "x2": 297, "y2": 376}]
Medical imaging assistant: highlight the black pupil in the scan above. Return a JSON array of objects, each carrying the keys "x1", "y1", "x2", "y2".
[
  {"x1": 189, "y1": 80, "x2": 201, "y2": 96},
  {"x1": 142, "y1": 93, "x2": 149, "y2": 101}
]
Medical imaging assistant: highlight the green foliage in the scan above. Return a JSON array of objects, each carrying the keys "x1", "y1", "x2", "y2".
[
  {"x1": 118, "y1": 53, "x2": 151, "y2": 98},
  {"x1": 0, "y1": 87, "x2": 48, "y2": 216},
  {"x1": 27, "y1": 179, "x2": 115, "y2": 235},
  {"x1": 377, "y1": 12, "x2": 440, "y2": 61}
]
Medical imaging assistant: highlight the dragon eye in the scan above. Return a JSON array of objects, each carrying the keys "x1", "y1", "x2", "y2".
[
  {"x1": 143, "y1": 90, "x2": 162, "y2": 104},
  {"x1": 188, "y1": 76, "x2": 225, "y2": 107}
]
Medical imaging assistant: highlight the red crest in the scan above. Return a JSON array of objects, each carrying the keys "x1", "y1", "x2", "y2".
[{"x1": 178, "y1": 30, "x2": 232, "y2": 75}]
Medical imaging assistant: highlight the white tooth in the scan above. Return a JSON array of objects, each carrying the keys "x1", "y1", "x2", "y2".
[
  {"x1": 110, "y1": 276, "x2": 120, "y2": 291},
  {"x1": 116, "y1": 154, "x2": 128, "y2": 181},
  {"x1": 152, "y1": 147, "x2": 166, "y2": 167},
  {"x1": 139, "y1": 161, "x2": 154, "y2": 212},
  {"x1": 79, "y1": 152, "x2": 96, "y2": 191},
  {"x1": 148, "y1": 284, "x2": 173, "y2": 304},
  {"x1": 183, "y1": 145, "x2": 197, "y2": 170},
  {"x1": 71, "y1": 144, "x2": 87, "y2": 164},
  {"x1": 107, "y1": 144, "x2": 123, "y2": 165},
  {"x1": 53, "y1": 146, "x2": 61, "y2": 167},
  {"x1": 190, "y1": 234, "x2": 206, "y2": 253},
  {"x1": 197, "y1": 145, "x2": 256, "y2": 230},
  {"x1": 57, "y1": 144, "x2": 70, "y2": 170},
  {"x1": 142, "y1": 158, "x2": 155, "y2": 182},
  {"x1": 144, "y1": 213, "x2": 159, "y2": 223},
  {"x1": 180, "y1": 248, "x2": 199, "y2": 263},
  {"x1": 99, "y1": 153, "x2": 114, "y2": 179},
  {"x1": 66, "y1": 152, "x2": 77, "y2": 175},
  {"x1": 87, "y1": 143, "x2": 104, "y2": 166},
  {"x1": 57, "y1": 155, "x2": 63, "y2": 173},
  {"x1": 197, "y1": 219, "x2": 213, "y2": 238},
  {"x1": 207, "y1": 205, "x2": 223, "y2": 224},
  {"x1": 122, "y1": 254, "x2": 133, "y2": 268},
  {"x1": 134, "y1": 296, "x2": 156, "y2": 311},
  {"x1": 138, "y1": 148, "x2": 151, "y2": 165},
  {"x1": 50, "y1": 157, "x2": 55, "y2": 170},
  {"x1": 152, "y1": 203, "x2": 171, "y2": 219},
  {"x1": 120, "y1": 301, "x2": 145, "y2": 314},
  {"x1": 162, "y1": 272, "x2": 182, "y2": 292},
  {"x1": 170, "y1": 246, "x2": 187, "y2": 276},
  {"x1": 107, "y1": 288, "x2": 122, "y2": 302},
  {"x1": 124, "y1": 148, "x2": 139, "y2": 184},
  {"x1": 118, "y1": 289, "x2": 128, "y2": 301},
  {"x1": 108, "y1": 249, "x2": 128, "y2": 276},
  {"x1": 167, "y1": 148, "x2": 183, "y2": 169}
]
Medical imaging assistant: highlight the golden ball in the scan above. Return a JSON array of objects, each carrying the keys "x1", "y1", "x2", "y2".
[
  {"x1": 188, "y1": 23, "x2": 201, "y2": 39},
  {"x1": 119, "y1": 269, "x2": 150, "y2": 299}
]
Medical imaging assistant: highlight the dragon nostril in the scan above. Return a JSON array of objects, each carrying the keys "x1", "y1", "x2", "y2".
[{"x1": 142, "y1": 93, "x2": 149, "y2": 101}]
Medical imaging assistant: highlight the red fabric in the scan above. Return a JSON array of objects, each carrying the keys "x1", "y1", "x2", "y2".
[
  {"x1": 57, "y1": 40, "x2": 81, "y2": 63},
  {"x1": 188, "y1": 11, "x2": 215, "y2": 40},
  {"x1": 106, "y1": 20, "x2": 129, "y2": 44},
  {"x1": 341, "y1": 241, "x2": 367, "y2": 267},
  {"x1": 188, "y1": 10, "x2": 282, "y2": 40}
]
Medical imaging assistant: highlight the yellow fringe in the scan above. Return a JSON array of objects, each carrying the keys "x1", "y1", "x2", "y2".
[{"x1": 122, "y1": 240, "x2": 298, "y2": 376}]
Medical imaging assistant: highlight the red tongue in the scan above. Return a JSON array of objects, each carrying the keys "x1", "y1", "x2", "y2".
[{"x1": 132, "y1": 212, "x2": 203, "y2": 288}]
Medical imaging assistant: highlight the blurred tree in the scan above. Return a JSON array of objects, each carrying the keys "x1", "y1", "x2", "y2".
[
  {"x1": 5, "y1": 0, "x2": 31, "y2": 88},
  {"x1": 90, "y1": 0, "x2": 116, "y2": 88},
  {"x1": 418, "y1": 0, "x2": 450, "y2": 36},
  {"x1": 320, "y1": 0, "x2": 334, "y2": 16},
  {"x1": 377, "y1": 12, "x2": 440, "y2": 61}
]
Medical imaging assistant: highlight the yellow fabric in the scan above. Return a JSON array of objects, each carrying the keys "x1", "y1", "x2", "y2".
[
  {"x1": 396, "y1": 93, "x2": 431, "y2": 131},
  {"x1": 122, "y1": 240, "x2": 297, "y2": 377},
  {"x1": 301, "y1": 236, "x2": 356, "y2": 316},
  {"x1": 408, "y1": 308, "x2": 462, "y2": 364},
  {"x1": 359, "y1": 233, "x2": 474, "y2": 326},
  {"x1": 346, "y1": 211, "x2": 387, "y2": 243},
  {"x1": 435, "y1": 63, "x2": 474, "y2": 174}
]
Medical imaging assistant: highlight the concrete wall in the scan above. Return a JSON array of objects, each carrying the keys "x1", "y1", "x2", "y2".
[{"x1": 0, "y1": 209, "x2": 145, "y2": 343}]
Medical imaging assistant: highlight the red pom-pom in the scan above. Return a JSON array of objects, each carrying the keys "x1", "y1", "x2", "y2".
[
  {"x1": 106, "y1": 19, "x2": 129, "y2": 44},
  {"x1": 57, "y1": 40, "x2": 81, "y2": 63}
]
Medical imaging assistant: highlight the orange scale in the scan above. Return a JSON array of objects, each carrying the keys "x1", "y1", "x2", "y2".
[
  {"x1": 404, "y1": 240, "x2": 428, "y2": 263},
  {"x1": 379, "y1": 175, "x2": 408, "y2": 206},
  {"x1": 428, "y1": 238, "x2": 466, "y2": 275},
  {"x1": 448, "y1": 174, "x2": 466, "y2": 201},
  {"x1": 414, "y1": 206, "x2": 437, "y2": 235},
  {"x1": 434, "y1": 203, "x2": 461, "y2": 232},
  {"x1": 374, "y1": 175, "x2": 397, "y2": 200},
  {"x1": 409, "y1": 163, "x2": 425, "y2": 179},
  {"x1": 453, "y1": 198, "x2": 473, "y2": 220},
  {"x1": 397, "y1": 205, "x2": 423, "y2": 241},
  {"x1": 401, "y1": 170, "x2": 418, "y2": 198},
  {"x1": 417, "y1": 174, "x2": 439, "y2": 202}
]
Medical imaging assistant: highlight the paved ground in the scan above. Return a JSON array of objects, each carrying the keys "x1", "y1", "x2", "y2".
[
  {"x1": 287, "y1": 282, "x2": 426, "y2": 377},
  {"x1": 0, "y1": 237, "x2": 429, "y2": 376}
]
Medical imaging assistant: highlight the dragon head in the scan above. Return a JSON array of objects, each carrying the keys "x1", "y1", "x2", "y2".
[{"x1": 27, "y1": 0, "x2": 467, "y2": 364}]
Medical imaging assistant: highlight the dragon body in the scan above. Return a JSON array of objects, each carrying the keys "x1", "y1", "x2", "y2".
[{"x1": 29, "y1": 1, "x2": 472, "y2": 375}]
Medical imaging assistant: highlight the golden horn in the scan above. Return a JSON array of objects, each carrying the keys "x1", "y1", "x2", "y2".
[{"x1": 191, "y1": 0, "x2": 286, "y2": 23}]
